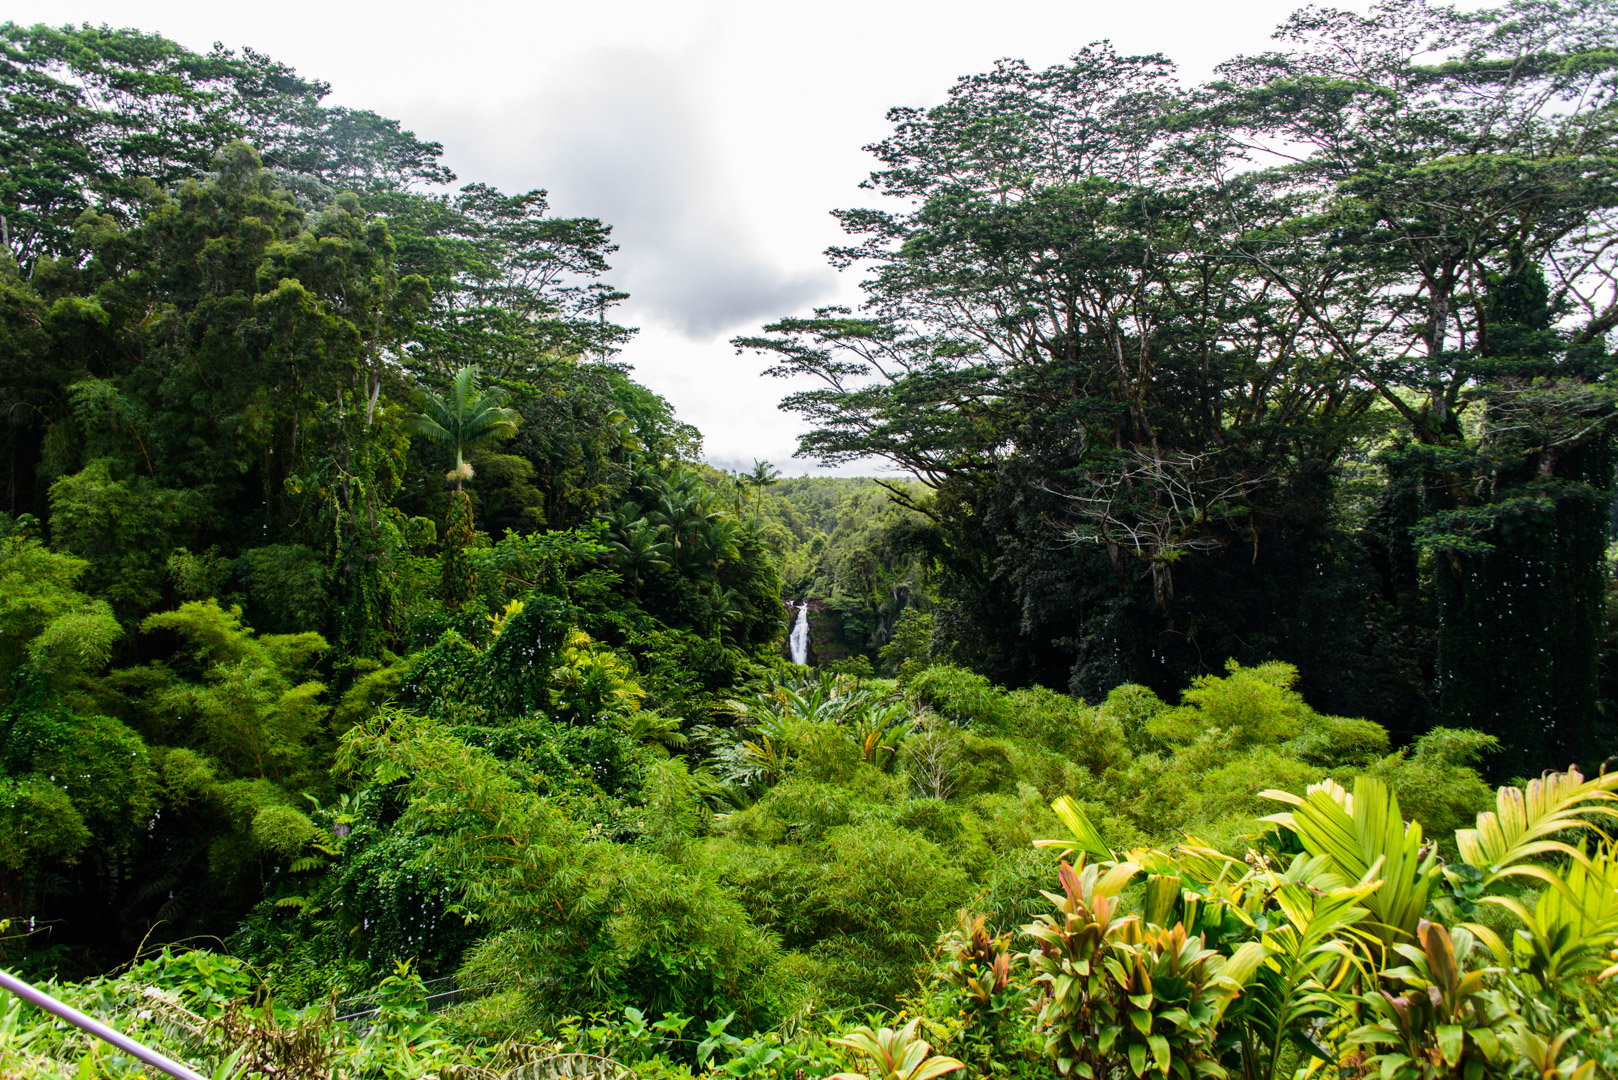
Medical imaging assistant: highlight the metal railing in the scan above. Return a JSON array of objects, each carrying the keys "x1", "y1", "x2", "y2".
[
  {"x1": 0, "y1": 966, "x2": 206, "y2": 1080},
  {"x1": 333, "y1": 974, "x2": 478, "y2": 1036}
]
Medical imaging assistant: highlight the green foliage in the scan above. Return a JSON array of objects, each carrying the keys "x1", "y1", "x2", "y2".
[
  {"x1": 0, "y1": 526, "x2": 120, "y2": 694},
  {"x1": 341, "y1": 711, "x2": 779, "y2": 1023},
  {"x1": 1366, "y1": 729, "x2": 1500, "y2": 847},
  {"x1": 828, "y1": 1019, "x2": 964, "y2": 1080},
  {"x1": 7, "y1": 10, "x2": 1618, "y2": 1079},
  {"x1": 881, "y1": 607, "x2": 935, "y2": 682},
  {"x1": 1098, "y1": 685, "x2": 1168, "y2": 756},
  {"x1": 127, "y1": 600, "x2": 330, "y2": 784},
  {"x1": 809, "y1": 821, "x2": 972, "y2": 1001},
  {"x1": 405, "y1": 364, "x2": 521, "y2": 491},
  {"x1": 251, "y1": 803, "x2": 322, "y2": 859},
  {"x1": 553, "y1": 628, "x2": 647, "y2": 723},
  {"x1": 906, "y1": 666, "x2": 1016, "y2": 730},
  {"x1": 1261, "y1": 777, "x2": 1439, "y2": 948},
  {"x1": 738, "y1": 0, "x2": 1618, "y2": 769},
  {"x1": 238, "y1": 545, "x2": 329, "y2": 634},
  {"x1": 0, "y1": 777, "x2": 92, "y2": 872},
  {"x1": 1149, "y1": 662, "x2": 1316, "y2": 751},
  {"x1": 47, "y1": 459, "x2": 208, "y2": 623}
]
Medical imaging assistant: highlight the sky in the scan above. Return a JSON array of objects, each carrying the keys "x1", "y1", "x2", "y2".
[{"x1": 16, "y1": 0, "x2": 1348, "y2": 475}]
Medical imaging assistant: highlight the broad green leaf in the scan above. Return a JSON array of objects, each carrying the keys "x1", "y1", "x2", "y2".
[
  {"x1": 1435, "y1": 1025, "x2": 1464, "y2": 1068},
  {"x1": 1147, "y1": 1034, "x2": 1170, "y2": 1073}
]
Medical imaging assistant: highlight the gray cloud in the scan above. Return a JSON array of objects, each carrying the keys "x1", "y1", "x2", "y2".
[{"x1": 406, "y1": 48, "x2": 834, "y2": 340}]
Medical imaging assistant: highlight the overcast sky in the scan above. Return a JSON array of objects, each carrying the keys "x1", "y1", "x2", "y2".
[{"x1": 17, "y1": 0, "x2": 1353, "y2": 474}]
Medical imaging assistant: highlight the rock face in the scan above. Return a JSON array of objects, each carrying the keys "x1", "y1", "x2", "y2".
[
  {"x1": 806, "y1": 601, "x2": 850, "y2": 667},
  {"x1": 779, "y1": 599, "x2": 850, "y2": 667}
]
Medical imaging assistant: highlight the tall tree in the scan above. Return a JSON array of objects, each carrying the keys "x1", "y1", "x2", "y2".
[
  {"x1": 744, "y1": 459, "x2": 781, "y2": 524},
  {"x1": 1209, "y1": 0, "x2": 1618, "y2": 771},
  {"x1": 376, "y1": 184, "x2": 634, "y2": 379},
  {"x1": 739, "y1": 45, "x2": 1379, "y2": 704},
  {"x1": 740, "y1": 0, "x2": 1618, "y2": 764},
  {"x1": 405, "y1": 365, "x2": 521, "y2": 495},
  {"x1": 406, "y1": 365, "x2": 521, "y2": 610},
  {"x1": 0, "y1": 23, "x2": 451, "y2": 269}
]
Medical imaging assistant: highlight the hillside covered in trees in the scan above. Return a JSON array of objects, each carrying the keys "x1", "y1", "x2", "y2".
[{"x1": 3, "y1": 2, "x2": 1618, "y2": 1078}]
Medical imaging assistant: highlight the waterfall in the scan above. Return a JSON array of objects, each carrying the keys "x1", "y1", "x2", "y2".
[{"x1": 789, "y1": 602, "x2": 810, "y2": 666}]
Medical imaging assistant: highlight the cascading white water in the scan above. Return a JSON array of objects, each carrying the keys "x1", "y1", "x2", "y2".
[{"x1": 789, "y1": 602, "x2": 810, "y2": 665}]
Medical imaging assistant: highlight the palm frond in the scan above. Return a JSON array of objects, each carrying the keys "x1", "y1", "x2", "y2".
[
  {"x1": 403, "y1": 413, "x2": 455, "y2": 445},
  {"x1": 406, "y1": 364, "x2": 521, "y2": 479},
  {"x1": 1035, "y1": 794, "x2": 1114, "y2": 861},
  {"x1": 1455, "y1": 767, "x2": 1618, "y2": 885},
  {"x1": 1261, "y1": 777, "x2": 1437, "y2": 946}
]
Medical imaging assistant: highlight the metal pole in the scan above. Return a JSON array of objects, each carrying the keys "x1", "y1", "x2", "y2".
[{"x1": 0, "y1": 967, "x2": 208, "y2": 1080}]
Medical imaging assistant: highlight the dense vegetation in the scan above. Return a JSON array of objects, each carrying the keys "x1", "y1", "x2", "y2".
[
  {"x1": 2, "y1": 2, "x2": 1618, "y2": 1078},
  {"x1": 739, "y1": 0, "x2": 1618, "y2": 776}
]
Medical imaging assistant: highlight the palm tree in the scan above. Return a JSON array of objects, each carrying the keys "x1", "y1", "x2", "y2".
[
  {"x1": 405, "y1": 365, "x2": 521, "y2": 493},
  {"x1": 649, "y1": 486, "x2": 718, "y2": 575},
  {"x1": 607, "y1": 517, "x2": 672, "y2": 597},
  {"x1": 744, "y1": 459, "x2": 781, "y2": 524}
]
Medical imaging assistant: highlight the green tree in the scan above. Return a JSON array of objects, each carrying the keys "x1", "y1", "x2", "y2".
[
  {"x1": 378, "y1": 184, "x2": 633, "y2": 379},
  {"x1": 1208, "y1": 0, "x2": 1618, "y2": 771},
  {"x1": 739, "y1": 1, "x2": 1618, "y2": 760},
  {"x1": 0, "y1": 22, "x2": 450, "y2": 270},
  {"x1": 743, "y1": 459, "x2": 781, "y2": 525},
  {"x1": 98, "y1": 599, "x2": 334, "y2": 938},
  {"x1": 0, "y1": 519, "x2": 156, "y2": 930},
  {"x1": 405, "y1": 365, "x2": 521, "y2": 495},
  {"x1": 738, "y1": 45, "x2": 1376, "y2": 702}
]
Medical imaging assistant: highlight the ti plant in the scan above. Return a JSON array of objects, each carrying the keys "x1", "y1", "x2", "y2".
[
  {"x1": 934, "y1": 910, "x2": 1030, "y2": 1070},
  {"x1": 827, "y1": 770, "x2": 1618, "y2": 1080},
  {"x1": 1025, "y1": 854, "x2": 1241, "y2": 1079},
  {"x1": 940, "y1": 912, "x2": 1014, "y2": 1011},
  {"x1": 1345, "y1": 919, "x2": 1509, "y2": 1080},
  {"x1": 1104, "y1": 921, "x2": 1240, "y2": 1080}
]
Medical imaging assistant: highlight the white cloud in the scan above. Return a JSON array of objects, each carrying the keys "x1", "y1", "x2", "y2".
[{"x1": 412, "y1": 48, "x2": 838, "y2": 339}]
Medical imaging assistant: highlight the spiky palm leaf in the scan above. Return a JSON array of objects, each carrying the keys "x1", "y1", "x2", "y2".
[
  {"x1": 1223, "y1": 878, "x2": 1378, "y2": 1079},
  {"x1": 829, "y1": 1018, "x2": 965, "y2": 1080},
  {"x1": 1468, "y1": 841, "x2": 1618, "y2": 990},
  {"x1": 1454, "y1": 767, "x2": 1618, "y2": 892},
  {"x1": 1261, "y1": 777, "x2": 1438, "y2": 947},
  {"x1": 1035, "y1": 794, "x2": 1114, "y2": 862}
]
